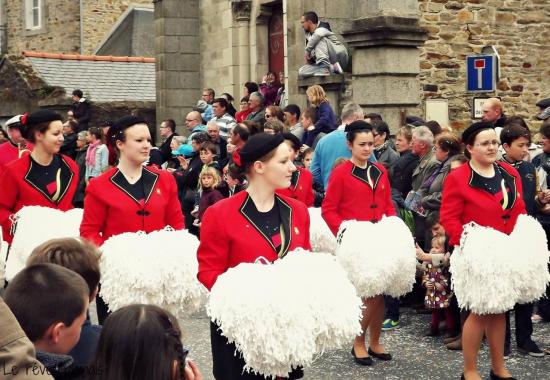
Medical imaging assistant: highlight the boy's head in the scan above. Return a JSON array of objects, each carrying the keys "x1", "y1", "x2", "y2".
[
  {"x1": 27, "y1": 237, "x2": 101, "y2": 301},
  {"x1": 199, "y1": 141, "x2": 218, "y2": 164},
  {"x1": 500, "y1": 124, "x2": 531, "y2": 162},
  {"x1": 301, "y1": 107, "x2": 317, "y2": 129},
  {"x1": 4, "y1": 263, "x2": 89, "y2": 354}
]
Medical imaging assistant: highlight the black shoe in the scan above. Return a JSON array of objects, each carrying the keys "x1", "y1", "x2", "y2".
[
  {"x1": 368, "y1": 347, "x2": 392, "y2": 361},
  {"x1": 460, "y1": 374, "x2": 465, "y2": 380},
  {"x1": 489, "y1": 370, "x2": 516, "y2": 380},
  {"x1": 518, "y1": 340, "x2": 545, "y2": 357},
  {"x1": 351, "y1": 347, "x2": 373, "y2": 366}
]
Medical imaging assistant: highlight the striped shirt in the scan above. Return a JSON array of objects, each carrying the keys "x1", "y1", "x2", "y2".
[{"x1": 211, "y1": 113, "x2": 237, "y2": 139}]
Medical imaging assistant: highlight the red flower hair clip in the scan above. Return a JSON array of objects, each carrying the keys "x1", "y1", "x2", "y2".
[{"x1": 20, "y1": 113, "x2": 28, "y2": 125}]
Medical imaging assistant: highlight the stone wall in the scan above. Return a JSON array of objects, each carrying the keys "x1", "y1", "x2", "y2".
[
  {"x1": 199, "y1": 0, "x2": 234, "y2": 97},
  {"x1": 82, "y1": 0, "x2": 152, "y2": 55},
  {"x1": 418, "y1": 0, "x2": 550, "y2": 131},
  {"x1": 5, "y1": 0, "x2": 80, "y2": 54}
]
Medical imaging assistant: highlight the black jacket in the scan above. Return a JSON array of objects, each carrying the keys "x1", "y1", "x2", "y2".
[
  {"x1": 510, "y1": 156, "x2": 538, "y2": 216},
  {"x1": 60, "y1": 133, "x2": 77, "y2": 159},
  {"x1": 36, "y1": 350, "x2": 85, "y2": 380},
  {"x1": 159, "y1": 132, "x2": 179, "y2": 165},
  {"x1": 71, "y1": 99, "x2": 91, "y2": 132},
  {"x1": 390, "y1": 150, "x2": 419, "y2": 208}
]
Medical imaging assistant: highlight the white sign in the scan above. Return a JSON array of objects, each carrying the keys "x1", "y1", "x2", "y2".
[
  {"x1": 472, "y1": 97, "x2": 500, "y2": 119},
  {"x1": 425, "y1": 99, "x2": 449, "y2": 128}
]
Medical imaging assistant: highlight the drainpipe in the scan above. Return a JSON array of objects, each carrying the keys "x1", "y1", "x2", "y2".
[{"x1": 79, "y1": 0, "x2": 84, "y2": 54}]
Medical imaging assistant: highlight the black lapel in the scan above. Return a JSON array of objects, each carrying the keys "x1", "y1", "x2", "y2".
[
  {"x1": 290, "y1": 169, "x2": 301, "y2": 190},
  {"x1": 497, "y1": 164, "x2": 517, "y2": 210},
  {"x1": 239, "y1": 193, "x2": 277, "y2": 251},
  {"x1": 275, "y1": 194, "x2": 292, "y2": 258},
  {"x1": 351, "y1": 163, "x2": 382, "y2": 190},
  {"x1": 239, "y1": 193, "x2": 293, "y2": 257},
  {"x1": 23, "y1": 156, "x2": 74, "y2": 204},
  {"x1": 141, "y1": 167, "x2": 159, "y2": 203},
  {"x1": 110, "y1": 167, "x2": 159, "y2": 205}
]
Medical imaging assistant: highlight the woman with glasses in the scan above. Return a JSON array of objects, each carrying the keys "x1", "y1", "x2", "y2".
[{"x1": 440, "y1": 122, "x2": 525, "y2": 380}]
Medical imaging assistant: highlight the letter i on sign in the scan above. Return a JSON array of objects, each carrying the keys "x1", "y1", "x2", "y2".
[{"x1": 474, "y1": 59, "x2": 485, "y2": 89}]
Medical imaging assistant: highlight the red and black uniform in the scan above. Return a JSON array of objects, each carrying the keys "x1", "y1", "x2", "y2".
[
  {"x1": 440, "y1": 161, "x2": 526, "y2": 246},
  {"x1": 322, "y1": 160, "x2": 396, "y2": 236},
  {"x1": 0, "y1": 154, "x2": 78, "y2": 243},
  {"x1": 0, "y1": 141, "x2": 32, "y2": 171},
  {"x1": 80, "y1": 166, "x2": 185, "y2": 246},
  {"x1": 197, "y1": 190, "x2": 311, "y2": 380},
  {"x1": 276, "y1": 166, "x2": 314, "y2": 207}
]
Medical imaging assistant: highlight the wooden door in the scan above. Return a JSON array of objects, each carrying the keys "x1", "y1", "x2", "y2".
[{"x1": 268, "y1": 5, "x2": 284, "y2": 75}]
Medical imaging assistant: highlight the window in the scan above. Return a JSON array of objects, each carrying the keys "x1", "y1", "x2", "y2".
[{"x1": 25, "y1": 0, "x2": 42, "y2": 30}]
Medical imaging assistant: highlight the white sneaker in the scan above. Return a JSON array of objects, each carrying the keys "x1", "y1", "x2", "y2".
[
  {"x1": 332, "y1": 62, "x2": 344, "y2": 74},
  {"x1": 313, "y1": 68, "x2": 330, "y2": 77}
]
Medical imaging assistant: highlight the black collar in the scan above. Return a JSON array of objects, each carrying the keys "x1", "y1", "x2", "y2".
[
  {"x1": 351, "y1": 162, "x2": 382, "y2": 190},
  {"x1": 468, "y1": 162, "x2": 517, "y2": 209},
  {"x1": 110, "y1": 167, "x2": 159, "y2": 205},
  {"x1": 24, "y1": 155, "x2": 74, "y2": 204},
  {"x1": 239, "y1": 193, "x2": 293, "y2": 258}
]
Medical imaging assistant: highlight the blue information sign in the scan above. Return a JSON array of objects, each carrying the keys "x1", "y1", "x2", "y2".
[{"x1": 466, "y1": 55, "x2": 497, "y2": 93}]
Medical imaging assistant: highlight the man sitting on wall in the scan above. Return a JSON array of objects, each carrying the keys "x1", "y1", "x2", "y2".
[{"x1": 298, "y1": 11, "x2": 349, "y2": 78}]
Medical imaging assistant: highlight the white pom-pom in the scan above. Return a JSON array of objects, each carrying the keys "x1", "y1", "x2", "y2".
[
  {"x1": 100, "y1": 228, "x2": 207, "y2": 319},
  {"x1": 207, "y1": 250, "x2": 362, "y2": 378},
  {"x1": 509, "y1": 215, "x2": 550, "y2": 304},
  {"x1": 452, "y1": 215, "x2": 550, "y2": 315},
  {"x1": 6, "y1": 206, "x2": 83, "y2": 281},
  {"x1": 336, "y1": 217, "x2": 417, "y2": 298},
  {"x1": 308, "y1": 208, "x2": 337, "y2": 253}
]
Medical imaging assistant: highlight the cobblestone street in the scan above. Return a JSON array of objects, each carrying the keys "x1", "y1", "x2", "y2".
[{"x1": 175, "y1": 308, "x2": 550, "y2": 380}]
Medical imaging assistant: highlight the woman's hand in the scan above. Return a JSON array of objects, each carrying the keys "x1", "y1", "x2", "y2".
[
  {"x1": 177, "y1": 156, "x2": 189, "y2": 170},
  {"x1": 184, "y1": 359, "x2": 202, "y2": 380}
]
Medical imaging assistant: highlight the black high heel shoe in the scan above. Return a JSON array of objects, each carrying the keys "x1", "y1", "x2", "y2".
[
  {"x1": 367, "y1": 347, "x2": 392, "y2": 361},
  {"x1": 351, "y1": 347, "x2": 373, "y2": 366},
  {"x1": 489, "y1": 370, "x2": 516, "y2": 380}
]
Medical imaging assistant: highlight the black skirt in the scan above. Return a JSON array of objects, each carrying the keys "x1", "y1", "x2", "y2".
[{"x1": 210, "y1": 322, "x2": 304, "y2": 380}]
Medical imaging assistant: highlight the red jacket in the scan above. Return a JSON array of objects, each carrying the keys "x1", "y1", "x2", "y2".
[
  {"x1": 0, "y1": 141, "x2": 32, "y2": 170},
  {"x1": 322, "y1": 160, "x2": 396, "y2": 235},
  {"x1": 276, "y1": 166, "x2": 314, "y2": 207},
  {"x1": 80, "y1": 166, "x2": 184, "y2": 246},
  {"x1": 0, "y1": 154, "x2": 78, "y2": 243},
  {"x1": 440, "y1": 161, "x2": 526, "y2": 246},
  {"x1": 197, "y1": 191, "x2": 311, "y2": 290}
]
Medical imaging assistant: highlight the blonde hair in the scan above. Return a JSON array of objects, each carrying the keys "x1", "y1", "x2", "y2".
[
  {"x1": 306, "y1": 85, "x2": 328, "y2": 106},
  {"x1": 200, "y1": 167, "x2": 221, "y2": 189},
  {"x1": 431, "y1": 235, "x2": 446, "y2": 252}
]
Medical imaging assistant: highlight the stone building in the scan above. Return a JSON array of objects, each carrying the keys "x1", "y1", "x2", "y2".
[
  {"x1": 0, "y1": 0, "x2": 156, "y2": 127},
  {"x1": 155, "y1": 0, "x2": 549, "y2": 132},
  {"x1": 0, "y1": 0, "x2": 152, "y2": 55}
]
